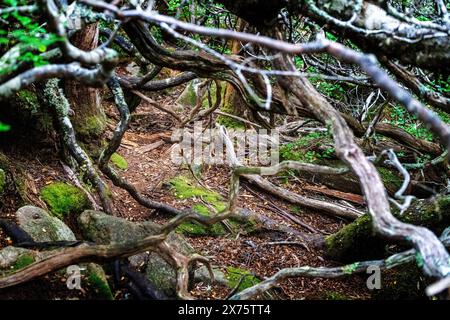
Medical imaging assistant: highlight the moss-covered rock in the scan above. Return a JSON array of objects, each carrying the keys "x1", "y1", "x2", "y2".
[
  {"x1": 16, "y1": 206, "x2": 77, "y2": 242},
  {"x1": 84, "y1": 263, "x2": 114, "y2": 300},
  {"x1": 40, "y1": 182, "x2": 91, "y2": 218},
  {"x1": 325, "y1": 195, "x2": 450, "y2": 262},
  {"x1": 278, "y1": 133, "x2": 405, "y2": 195},
  {"x1": 79, "y1": 210, "x2": 195, "y2": 297},
  {"x1": 176, "y1": 204, "x2": 227, "y2": 236},
  {"x1": 11, "y1": 253, "x2": 35, "y2": 271},
  {"x1": 325, "y1": 214, "x2": 380, "y2": 262},
  {"x1": 110, "y1": 152, "x2": 128, "y2": 170},
  {"x1": 0, "y1": 247, "x2": 36, "y2": 270}
]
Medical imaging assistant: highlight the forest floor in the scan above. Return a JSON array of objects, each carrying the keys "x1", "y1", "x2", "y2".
[{"x1": 0, "y1": 84, "x2": 372, "y2": 300}]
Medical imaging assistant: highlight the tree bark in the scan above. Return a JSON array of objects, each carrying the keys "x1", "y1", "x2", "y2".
[{"x1": 65, "y1": 23, "x2": 106, "y2": 139}]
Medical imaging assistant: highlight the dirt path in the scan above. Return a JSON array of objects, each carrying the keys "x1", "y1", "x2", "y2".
[
  {"x1": 108, "y1": 100, "x2": 371, "y2": 300},
  {"x1": 0, "y1": 93, "x2": 371, "y2": 300}
]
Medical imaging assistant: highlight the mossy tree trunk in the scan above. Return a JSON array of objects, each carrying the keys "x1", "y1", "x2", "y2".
[
  {"x1": 65, "y1": 23, "x2": 106, "y2": 140},
  {"x1": 218, "y1": 19, "x2": 248, "y2": 128}
]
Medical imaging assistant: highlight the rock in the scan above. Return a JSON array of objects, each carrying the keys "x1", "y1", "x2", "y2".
[
  {"x1": 84, "y1": 263, "x2": 114, "y2": 300},
  {"x1": 13, "y1": 206, "x2": 113, "y2": 299},
  {"x1": 0, "y1": 247, "x2": 35, "y2": 270},
  {"x1": 79, "y1": 210, "x2": 195, "y2": 297},
  {"x1": 194, "y1": 266, "x2": 228, "y2": 286},
  {"x1": 16, "y1": 205, "x2": 76, "y2": 242}
]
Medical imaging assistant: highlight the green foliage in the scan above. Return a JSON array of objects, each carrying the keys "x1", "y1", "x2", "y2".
[
  {"x1": 0, "y1": 121, "x2": 10, "y2": 132},
  {"x1": 40, "y1": 182, "x2": 91, "y2": 218},
  {"x1": 0, "y1": 0, "x2": 61, "y2": 74},
  {"x1": 279, "y1": 132, "x2": 335, "y2": 162},
  {"x1": 325, "y1": 31, "x2": 338, "y2": 41},
  {"x1": 294, "y1": 56, "x2": 304, "y2": 69},
  {"x1": 427, "y1": 74, "x2": 450, "y2": 94},
  {"x1": 385, "y1": 104, "x2": 433, "y2": 141},
  {"x1": 167, "y1": 0, "x2": 181, "y2": 13},
  {"x1": 167, "y1": 0, "x2": 192, "y2": 19},
  {"x1": 150, "y1": 26, "x2": 163, "y2": 43},
  {"x1": 110, "y1": 153, "x2": 128, "y2": 170},
  {"x1": 308, "y1": 65, "x2": 346, "y2": 100},
  {"x1": 437, "y1": 109, "x2": 450, "y2": 124}
]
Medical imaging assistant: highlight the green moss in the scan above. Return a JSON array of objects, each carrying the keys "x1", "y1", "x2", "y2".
[
  {"x1": 225, "y1": 266, "x2": 260, "y2": 292},
  {"x1": 170, "y1": 176, "x2": 224, "y2": 205},
  {"x1": 75, "y1": 114, "x2": 106, "y2": 138},
  {"x1": 86, "y1": 271, "x2": 114, "y2": 300},
  {"x1": 170, "y1": 176, "x2": 256, "y2": 236},
  {"x1": 176, "y1": 204, "x2": 227, "y2": 236},
  {"x1": 14, "y1": 89, "x2": 54, "y2": 133},
  {"x1": 325, "y1": 214, "x2": 384, "y2": 262},
  {"x1": 394, "y1": 195, "x2": 450, "y2": 233},
  {"x1": 378, "y1": 167, "x2": 402, "y2": 191},
  {"x1": 0, "y1": 153, "x2": 29, "y2": 204},
  {"x1": 12, "y1": 254, "x2": 34, "y2": 271},
  {"x1": 110, "y1": 152, "x2": 128, "y2": 170},
  {"x1": 41, "y1": 182, "x2": 91, "y2": 218}
]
